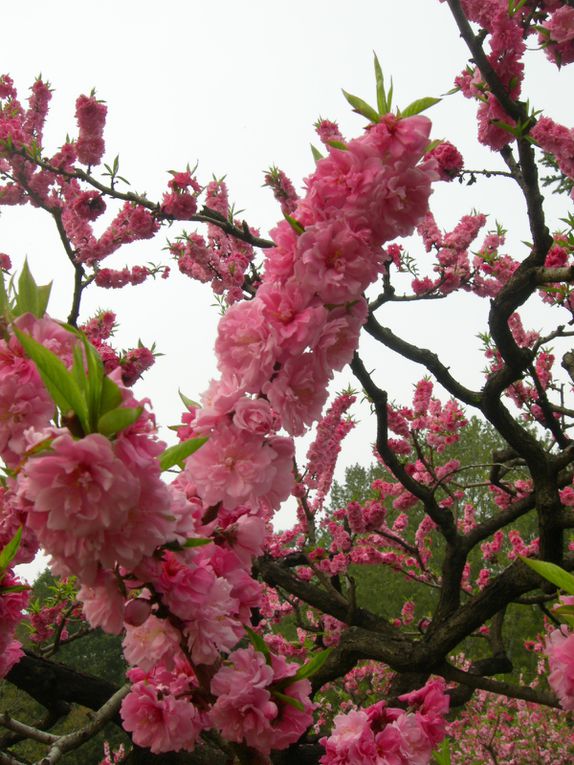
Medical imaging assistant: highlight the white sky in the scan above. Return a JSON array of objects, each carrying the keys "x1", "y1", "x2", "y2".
[{"x1": 6, "y1": 1, "x2": 574, "y2": 578}]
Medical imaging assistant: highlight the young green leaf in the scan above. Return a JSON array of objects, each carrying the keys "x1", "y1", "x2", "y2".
[
  {"x1": 373, "y1": 53, "x2": 386, "y2": 114},
  {"x1": 270, "y1": 689, "x2": 305, "y2": 712},
  {"x1": 284, "y1": 214, "x2": 305, "y2": 235},
  {"x1": 0, "y1": 583, "x2": 30, "y2": 594},
  {"x1": 554, "y1": 604, "x2": 574, "y2": 628},
  {"x1": 82, "y1": 337, "x2": 105, "y2": 430},
  {"x1": 0, "y1": 527, "x2": 22, "y2": 578},
  {"x1": 15, "y1": 260, "x2": 52, "y2": 318},
  {"x1": 341, "y1": 90, "x2": 380, "y2": 123},
  {"x1": 13, "y1": 328, "x2": 89, "y2": 433},
  {"x1": 245, "y1": 626, "x2": 271, "y2": 661},
  {"x1": 158, "y1": 436, "x2": 207, "y2": 472},
  {"x1": 97, "y1": 406, "x2": 143, "y2": 437},
  {"x1": 99, "y1": 375, "x2": 123, "y2": 415},
  {"x1": 400, "y1": 97, "x2": 441, "y2": 118},
  {"x1": 0, "y1": 271, "x2": 11, "y2": 317},
  {"x1": 292, "y1": 647, "x2": 333, "y2": 681},
  {"x1": 179, "y1": 390, "x2": 199, "y2": 410},
  {"x1": 326, "y1": 140, "x2": 348, "y2": 151},
  {"x1": 182, "y1": 537, "x2": 213, "y2": 548},
  {"x1": 71, "y1": 344, "x2": 87, "y2": 393},
  {"x1": 311, "y1": 144, "x2": 324, "y2": 163},
  {"x1": 521, "y1": 557, "x2": 574, "y2": 595},
  {"x1": 36, "y1": 282, "x2": 53, "y2": 317},
  {"x1": 15, "y1": 260, "x2": 39, "y2": 317},
  {"x1": 432, "y1": 738, "x2": 452, "y2": 765}
]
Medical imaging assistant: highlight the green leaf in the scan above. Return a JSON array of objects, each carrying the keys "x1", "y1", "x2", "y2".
[
  {"x1": 14, "y1": 328, "x2": 89, "y2": 432},
  {"x1": 373, "y1": 53, "x2": 386, "y2": 114},
  {"x1": 491, "y1": 119, "x2": 522, "y2": 138},
  {"x1": 97, "y1": 406, "x2": 143, "y2": 437},
  {"x1": 284, "y1": 214, "x2": 305, "y2": 235},
  {"x1": 425, "y1": 139, "x2": 442, "y2": 153},
  {"x1": 71, "y1": 344, "x2": 87, "y2": 394},
  {"x1": 0, "y1": 583, "x2": 30, "y2": 594},
  {"x1": 400, "y1": 97, "x2": 441, "y2": 118},
  {"x1": 82, "y1": 337, "x2": 105, "y2": 430},
  {"x1": 0, "y1": 271, "x2": 10, "y2": 317},
  {"x1": 0, "y1": 527, "x2": 22, "y2": 577},
  {"x1": 341, "y1": 90, "x2": 380, "y2": 123},
  {"x1": 554, "y1": 606, "x2": 574, "y2": 628},
  {"x1": 387, "y1": 78, "x2": 394, "y2": 114},
  {"x1": 158, "y1": 436, "x2": 207, "y2": 472},
  {"x1": 326, "y1": 140, "x2": 347, "y2": 151},
  {"x1": 182, "y1": 537, "x2": 212, "y2": 548},
  {"x1": 179, "y1": 390, "x2": 199, "y2": 410},
  {"x1": 99, "y1": 375, "x2": 123, "y2": 415},
  {"x1": 521, "y1": 557, "x2": 574, "y2": 595},
  {"x1": 16, "y1": 260, "x2": 39, "y2": 316},
  {"x1": 311, "y1": 144, "x2": 324, "y2": 163},
  {"x1": 432, "y1": 738, "x2": 452, "y2": 765},
  {"x1": 36, "y1": 283, "x2": 52, "y2": 317},
  {"x1": 292, "y1": 647, "x2": 333, "y2": 681},
  {"x1": 15, "y1": 260, "x2": 52, "y2": 318},
  {"x1": 270, "y1": 689, "x2": 305, "y2": 712},
  {"x1": 245, "y1": 626, "x2": 271, "y2": 661}
]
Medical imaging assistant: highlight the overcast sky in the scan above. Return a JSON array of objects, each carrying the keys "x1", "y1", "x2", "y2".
[{"x1": 5, "y1": 1, "x2": 574, "y2": 577}]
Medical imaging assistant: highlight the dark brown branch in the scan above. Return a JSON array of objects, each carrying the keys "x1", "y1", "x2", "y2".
[
  {"x1": 362, "y1": 312, "x2": 482, "y2": 408},
  {"x1": 5, "y1": 652, "x2": 120, "y2": 719},
  {"x1": 15, "y1": 148, "x2": 275, "y2": 250},
  {"x1": 444, "y1": 0, "x2": 526, "y2": 124},
  {"x1": 438, "y1": 663, "x2": 560, "y2": 708}
]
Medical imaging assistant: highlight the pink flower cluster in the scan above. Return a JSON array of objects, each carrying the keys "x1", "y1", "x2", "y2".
[
  {"x1": 320, "y1": 679, "x2": 449, "y2": 765},
  {"x1": 161, "y1": 169, "x2": 201, "y2": 220},
  {"x1": 546, "y1": 626, "x2": 574, "y2": 711},
  {"x1": 264, "y1": 165, "x2": 299, "y2": 216},
  {"x1": 170, "y1": 179, "x2": 257, "y2": 304},
  {"x1": 210, "y1": 644, "x2": 315, "y2": 753},
  {"x1": 540, "y1": 5, "x2": 574, "y2": 67},
  {"x1": 75, "y1": 93, "x2": 107, "y2": 166},
  {"x1": 121, "y1": 660, "x2": 205, "y2": 754},
  {"x1": 0, "y1": 568, "x2": 29, "y2": 678},
  {"x1": 303, "y1": 392, "x2": 356, "y2": 513}
]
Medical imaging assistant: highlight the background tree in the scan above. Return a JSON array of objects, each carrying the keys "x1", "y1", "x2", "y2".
[{"x1": 1, "y1": 1, "x2": 574, "y2": 763}]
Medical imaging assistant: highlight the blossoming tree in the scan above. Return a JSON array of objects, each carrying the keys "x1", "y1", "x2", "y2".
[{"x1": 1, "y1": 0, "x2": 574, "y2": 763}]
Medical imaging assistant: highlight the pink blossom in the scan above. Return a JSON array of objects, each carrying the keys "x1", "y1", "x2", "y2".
[
  {"x1": 264, "y1": 166, "x2": 299, "y2": 216},
  {"x1": 313, "y1": 299, "x2": 368, "y2": 376},
  {"x1": 20, "y1": 431, "x2": 173, "y2": 583},
  {"x1": 123, "y1": 614, "x2": 183, "y2": 671},
  {"x1": 210, "y1": 645, "x2": 314, "y2": 754},
  {"x1": 232, "y1": 397, "x2": 279, "y2": 436},
  {"x1": 0, "y1": 639, "x2": 24, "y2": 678},
  {"x1": 546, "y1": 627, "x2": 574, "y2": 710},
  {"x1": 541, "y1": 6, "x2": 574, "y2": 67},
  {"x1": 215, "y1": 300, "x2": 278, "y2": 393},
  {"x1": 263, "y1": 352, "x2": 331, "y2": 436},
  {"x1": 294, "y1": 219, "x2": 382, "y2": 304},
  {"x1": 73, "y1": 191, "x2": 106, "y2": 220},
  {"x1": 78, "y1": 572, "x2": 126, "y2": 634},
  {"x1": 120, "y1": 682, "x2": 203, "y2": 754},
  {"x1": 424, "y1": 141, "x2": 463, "y2": 181},
  {"x1": 186, "y1": 420, "x2": 292, "y2": 509},
  {"x1": 161, "y1": 191, "x2": 198, "y2": 220}
]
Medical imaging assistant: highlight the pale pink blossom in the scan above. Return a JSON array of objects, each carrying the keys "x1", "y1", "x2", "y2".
[
  {"x1": 215, "y1": 300, "x2": 278, "y2": 393},
  {"x1": 120, "y1": 682, "x2": 203, "y2": 754},
  {"x1": 263, "y1": 353, "x2": 330, "y2": 437},
  {"x1": 546, "y1": 627, "x2": 574, "y2": 710},
  {"x1": 123, "y1": 614, "x2": 183, "y2": 671}
]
